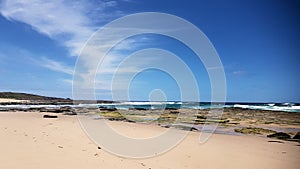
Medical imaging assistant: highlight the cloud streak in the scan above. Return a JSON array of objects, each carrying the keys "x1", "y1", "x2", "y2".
[
  {"x1": 40, "y1": 57, "x2": 74, "y2": 75},
  {"x1": 0, "y1": 1, "x2": 165, "y2": 100},
  {"x1": 0, "y1": 0, "x2": 122, "y2": 56}
]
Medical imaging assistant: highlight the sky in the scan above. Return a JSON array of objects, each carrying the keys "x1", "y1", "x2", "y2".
[{"x1": 0, "y1": 0, "x2": 299, "y2": 102}]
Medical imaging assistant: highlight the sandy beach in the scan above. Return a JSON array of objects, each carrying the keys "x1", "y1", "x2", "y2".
[
  {"x1": 0, "y1": 98, "x2": 28, "y2": 103},
  {"x1": 0, "y1": 111, "x2": 299, "y2": 169}
]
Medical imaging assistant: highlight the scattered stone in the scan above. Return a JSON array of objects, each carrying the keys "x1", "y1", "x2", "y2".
[
  {"x1": 58, "y1": 145, "x2": 63, "y2": 148},
  {"x1": 43, "y1": 114, "x2": 58, "y2": 118},
  {"x1": 267, "y1": 132, "x2": 291, "y2": 140},
  {"x1": 97, "y1": 146, "x2": 101, "y2": 149},
  {"x1": 108, "y1": 117, "x2": 126, "y2": 121}
]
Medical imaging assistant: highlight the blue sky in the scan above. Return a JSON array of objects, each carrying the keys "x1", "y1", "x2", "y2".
[{"x1": 0, "y1": 0, "x2": 299, "y2": 102}]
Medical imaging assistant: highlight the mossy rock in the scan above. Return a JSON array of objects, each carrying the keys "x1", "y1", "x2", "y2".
[
  {"x1": 234, "y1": 127, "x2": 276, "y2": 135},
  {"x1": 156, "y1": 113, "x2": 177, "y2": 123},
  {"x1": 195, "y1": 118, "x2": 229, "y2": 124},
  {"x1": 99, "y1": 111, "x2": 125, "y2": 120}
]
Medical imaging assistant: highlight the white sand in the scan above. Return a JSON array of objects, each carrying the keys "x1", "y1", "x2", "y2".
[
  {"x1": 0, "y1": 98, "x2": 28, "y2": 103},
  {"x1": 0, "y1": 112, "x2": 299, "y2": 169}
]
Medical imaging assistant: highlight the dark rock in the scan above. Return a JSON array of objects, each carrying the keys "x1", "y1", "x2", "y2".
[
  {"x1": 129, "y1": 107, "x2": 147, "y2": 111},
  {"x1": 99, "y1": 107, "x2": 117, "y2": 111},
  {"x1": 267, "y1": 132, "x2": 291, "y2": 140},
  {"x1": 162, "y1": 125, "x2": 170, "y2": 128},
  {"x1": 39, "y1": 106, "x2": 74, "y2": 113},
  {"x1": 169, "y1": 111, "x2": 179, "y2": 114},
  {"x1": 125, "y1": 119, "x2": 136, "y2": 123},
  {"x1": 292, "y1": 132, "x2": 300, "y2": 140},
  {"x1": 165, "y1": 108, "x2": 178, "y2": 110},
  {"x1": 97, "y1": 146, "x2": 101, "y2": 149},
  {"x1": 196, "y1": 115, "x2": 206, "y2": 119},
  {"x1": 43, "y1": 115, "x2": 58, "y2": 118}
]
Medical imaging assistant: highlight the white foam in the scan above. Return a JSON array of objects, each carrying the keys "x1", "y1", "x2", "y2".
[
  {"x1": 233, "y1": 104, "x2": 300, "y2": 112},
  {"x1": 119, "y1": 101, "x2": 176, "y2": 105}
]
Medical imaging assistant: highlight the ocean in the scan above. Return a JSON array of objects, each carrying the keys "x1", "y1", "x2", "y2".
[
  {"x1": 1, "y1": 102, "x2": 299, "y2": 113},
  {"x1": 98, "y1": 102, "x2": 300, "y2": 113}
]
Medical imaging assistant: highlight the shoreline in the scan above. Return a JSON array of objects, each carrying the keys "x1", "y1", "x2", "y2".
[{"x1": 1, "y1": 105, "x2": 300, "y2": 140}]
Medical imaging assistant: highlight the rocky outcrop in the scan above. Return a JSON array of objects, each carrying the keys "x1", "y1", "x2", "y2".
[
  {"x1": 293, "y1": 132, "x2": 300, "y2": 140},
  {"x1": 38, "y1": 106, "x2": 75, "y2": 114},
  {"x1": 234, "y1": 127, "x2": 276, "y2": 135},
  {"x1": 267, "y1": 132, "x2": 291, "y2": 140}
]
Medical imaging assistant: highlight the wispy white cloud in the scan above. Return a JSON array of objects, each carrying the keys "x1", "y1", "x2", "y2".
[
  {"x1": 0, "y1": 0, "x2": 171, "y2": 100},
  {"x1": 40, "y1": 57, "x2": 74, "y2": 75},
  {"x1": 0, "y1": 0, "x2": 122, "y2": 56},
  {"x1": 0, "y1": 42, "x2": 74, "y2": 75},
  {"x1": 61, "y1": 78, "x2": 73, "y2": 85}
]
